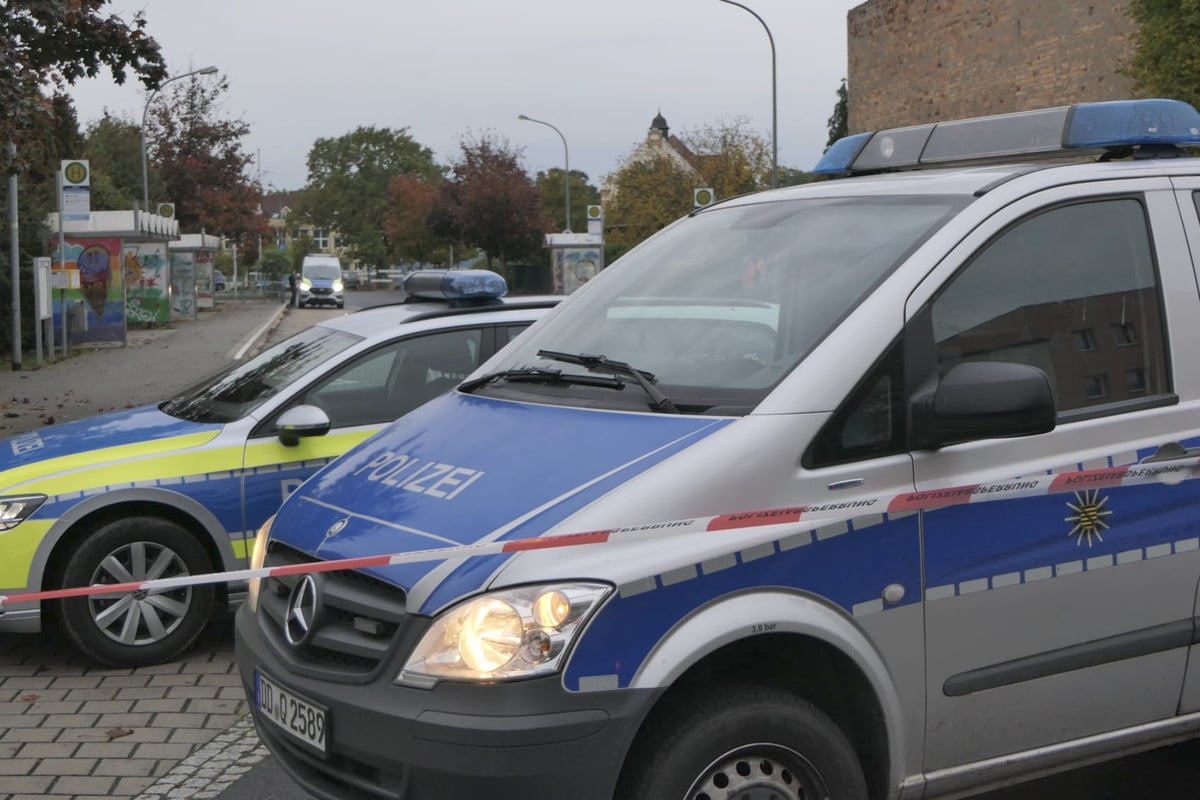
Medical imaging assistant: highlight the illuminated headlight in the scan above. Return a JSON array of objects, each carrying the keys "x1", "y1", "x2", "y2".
[
  {"x1": 246, "y1": 514, "x2": 275, "y2": 613},
  {"x1": 0, "y1": 494, "x2": 46, "y2": 531},
  {"x1": 332, "y1": 279, "x2": 344, "y2": 292},
  {"x1": 397, "y1": 582, "x2": 611, "y2": 687},
  {"x1": 300, "y1": 279, "x2": 312, "y2": 291}
]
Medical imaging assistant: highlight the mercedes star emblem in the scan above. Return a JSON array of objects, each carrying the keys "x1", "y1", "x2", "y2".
[{"x1": 284, "y1": 574, "x2": 322, "y2": 647}]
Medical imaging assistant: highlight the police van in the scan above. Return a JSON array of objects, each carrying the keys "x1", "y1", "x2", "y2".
[{"x1": 236, "y1": 100, "x2": 1200, "y2": 799}]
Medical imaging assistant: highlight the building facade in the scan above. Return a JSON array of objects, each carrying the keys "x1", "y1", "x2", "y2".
[{"x1": 847, "y1": 0, "x2": 1136, "y2": 133}]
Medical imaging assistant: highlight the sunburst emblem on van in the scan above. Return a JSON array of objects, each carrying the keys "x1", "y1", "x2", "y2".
[{"x1": 1065, "y1": 490, "x2": 1112, "y2": 548}]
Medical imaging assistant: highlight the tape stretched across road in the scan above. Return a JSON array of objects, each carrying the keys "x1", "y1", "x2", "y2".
[{"x1": 2, "y1": 453, "x2": 1197, "y2": 609}]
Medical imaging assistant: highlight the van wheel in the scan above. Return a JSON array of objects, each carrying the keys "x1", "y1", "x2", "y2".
[
  {"x1": 57, "y1": 517, "x2": 215, "y2": 667},
  {"x1": 337, "y1": 302, "x2": 344, "y2": 309},
  {"x1": 617, "y1": 684, "x2": 867, "y2": 800}
]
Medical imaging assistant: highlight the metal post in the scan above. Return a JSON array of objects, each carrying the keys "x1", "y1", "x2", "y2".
[
  {"x1": 8, "y1": 142, "x2": 19, "y2": 370},
  {"x1": 57, "y1": 170, "x2": 66, "y2": 358},
  {"x1": 518, "y1": 115, "x2": 571, "y2": 232},
  {"x1": 717, "y1": 0, "x2": 778, "y2": 188},
  {"x1": 141, "y1": 66, "x2": 219, "y2": 211}
]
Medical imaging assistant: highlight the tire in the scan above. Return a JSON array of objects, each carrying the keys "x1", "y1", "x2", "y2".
[
  {"x1": 336, "y1": 302, "x2": 344, "y2": 309},
  {"x1": 617, "y1": 684, "x2": 868, "y2": 800},
  {"x1": 58, "y1": 516, "x2": 216, "y2": 667}
]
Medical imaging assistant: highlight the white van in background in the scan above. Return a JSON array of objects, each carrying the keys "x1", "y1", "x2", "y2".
[{"x1": 299, "y1": 254, "x2": 344, "y2": 308}]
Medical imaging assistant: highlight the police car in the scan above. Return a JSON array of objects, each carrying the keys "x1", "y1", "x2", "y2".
[
  {"x1": 236, "y1": 100, "x2": 1200, "y2": 799},
  {"x1": 0, "y1": 270, "x2": 556, "y2": 667}
]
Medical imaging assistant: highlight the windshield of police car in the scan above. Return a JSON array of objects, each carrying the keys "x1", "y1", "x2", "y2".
[
  {"x1": 161, "y1": 326, "x2": 361, "y2": 423},
  {"x1": 480, "y1": 195, "x2": 964, "y2": 414}
]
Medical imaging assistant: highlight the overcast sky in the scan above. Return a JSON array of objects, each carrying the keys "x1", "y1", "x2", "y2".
[{"x1": 69, "y1": 0, "x2": 864, "y2": 192}]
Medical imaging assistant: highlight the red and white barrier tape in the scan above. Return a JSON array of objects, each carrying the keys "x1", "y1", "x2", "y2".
[{"x1": 2, "y1": 453, "x2": 1196, "y2": 609}]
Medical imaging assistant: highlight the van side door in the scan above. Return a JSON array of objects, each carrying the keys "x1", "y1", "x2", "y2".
[{"x1": 905, "y1": 180, "x2": 1200, "y2": 775}]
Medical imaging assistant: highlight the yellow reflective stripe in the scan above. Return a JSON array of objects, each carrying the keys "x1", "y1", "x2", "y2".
[
  {"x1": 230, "y1": 537, "x2": 251, "y2": 560},
  {"x1": 243, "y1": 429, "x2": 378, "y2": 469},
  {"x1": 21, "y1": 446, "x2": 245, "y2": 498},
  {"x1": 3, "y1": 431, "x2": 220, "y2": 493},
  {"x1": 0, "y1": 519, "x2": 53, "y2": 589}
]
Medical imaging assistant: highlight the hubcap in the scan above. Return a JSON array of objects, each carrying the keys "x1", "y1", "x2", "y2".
[
  {"x1": 685, "y1": 743, "x2": 829, "y2": 800},
  {"x1": 86, "y1": 541, "x2": 192, "y2": 646}
]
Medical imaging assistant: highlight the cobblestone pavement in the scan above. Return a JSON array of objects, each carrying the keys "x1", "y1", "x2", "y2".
[{"x1": 0, "y1": 614, "x2": 250, "y2": 800}]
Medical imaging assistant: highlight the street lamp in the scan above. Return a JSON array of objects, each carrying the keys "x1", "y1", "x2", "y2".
[
  {"x1": 717, "y1": 0, "x2": 777, "y2": 188},
  {"x1": 518, "y1": 114, "x2": 571, "y2": 232},
  {"x1": 141, "y1": 65, "x2": 218, "y2": 212}
]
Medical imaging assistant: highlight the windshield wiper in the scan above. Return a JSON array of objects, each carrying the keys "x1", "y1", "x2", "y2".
[
  {"x1": 537, "y1": 350, "x2": 679, "y2": 413},
  {"x1": 459, "y1": 367, "x2": 623, "y2": 393}
]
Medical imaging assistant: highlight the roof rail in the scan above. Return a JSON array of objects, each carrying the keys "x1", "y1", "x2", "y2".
[{"x1": 815, "y1": 99, "x2": 1200, "y2": 176}]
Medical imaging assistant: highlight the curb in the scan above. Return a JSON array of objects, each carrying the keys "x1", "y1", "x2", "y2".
[{"x1": 229, "y1": 304, "x2": 288, "y2": 361}]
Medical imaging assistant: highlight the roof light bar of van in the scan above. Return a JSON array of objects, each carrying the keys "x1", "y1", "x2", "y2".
[
  {"x1": 814, "y1": 99, "x2": 1200, "y2": 175},
  {"x1": 403, "y1": 269, "x2": 508, "y2": 301}
]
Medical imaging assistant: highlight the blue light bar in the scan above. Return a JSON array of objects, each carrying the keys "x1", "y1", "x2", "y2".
[
  {"x1": 814, "y1": 99, "x2": 1200, "y2": 175},
  {"x1": 403, "y1": 269, "x2": 508, "y2": 301}
]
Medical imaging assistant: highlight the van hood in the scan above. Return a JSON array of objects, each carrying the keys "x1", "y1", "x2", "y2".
[
  {"x1": 271, "y1": 392, "x2": 732, "y2": 613},
  {"x1": 1, "y1": 405, "x2": 222, "y2": 490}
]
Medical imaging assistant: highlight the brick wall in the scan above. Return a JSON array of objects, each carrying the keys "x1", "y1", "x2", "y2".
[{"x1": 847, "y1": 0, "x2": 1136, "y2": 133}]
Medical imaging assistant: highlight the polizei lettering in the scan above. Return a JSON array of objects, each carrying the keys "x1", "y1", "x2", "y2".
[{"x1": 352, "y1": 452, "x2": 484, "y2": 500}]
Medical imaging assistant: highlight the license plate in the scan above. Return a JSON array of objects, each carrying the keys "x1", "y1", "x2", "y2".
[{"x1": 255, "y1": 669, "x2": 328, "y2": 754}]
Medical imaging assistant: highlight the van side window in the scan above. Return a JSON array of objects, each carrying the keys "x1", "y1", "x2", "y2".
[
  {"x1": 805, "y1": 338, "x2": 905, "y2": 468},
  {"x1": 930, "y1": 198, "x2": 1168, "y2": 415}
]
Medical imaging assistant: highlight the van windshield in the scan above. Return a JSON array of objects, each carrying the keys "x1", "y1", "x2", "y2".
[
  {"x1": 303, "y1": 265, "x2": 341, "y2": 280},
  {"x1": 473, "y1": 195, "x2": 966, "y2": 414}
]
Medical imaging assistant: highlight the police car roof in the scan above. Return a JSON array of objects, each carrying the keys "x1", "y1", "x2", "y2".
[{"x1": 316, "y1": 295, "x2": 560, "y2": 338}]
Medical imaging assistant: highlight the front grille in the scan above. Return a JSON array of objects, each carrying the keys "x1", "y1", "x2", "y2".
[
  {"x1": 312, "y1": 287, "x2": 333, "y2": 295},
  {"x1": 259, "y1": 542, "x2": 409, "y2": 679}
]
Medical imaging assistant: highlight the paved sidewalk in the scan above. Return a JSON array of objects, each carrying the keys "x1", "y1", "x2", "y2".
[{"x1": 0, "y1": 299, "x2": 288, "y2": 438}]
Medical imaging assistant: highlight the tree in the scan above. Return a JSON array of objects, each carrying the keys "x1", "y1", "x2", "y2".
[
  {"x1": 603, "y1": 117, "x2": 774, "y2": 249},
  {"x1": 683, "y1": 116, "x2": 774, "y2": 198},
  {"x1": 1124, "y1": 1, "x2": 1200, "y2": 107},
  {"x1": 300, "y1": 126, "x2": 442, "y2": 270},
  {"x1": 384, "y1": 173, "x2": 445, "y2": 267},
  {"x1": 827, "y1": 79, "x2": 849, "y2": 150},
  {"x1": 602, "y1": 153, "x2": 696, "y2": 248},
  {"x1": 82, "y1": 112, "x2": 143, "y2": 209},
  {"x1": 534, "y1": 168, "x2": 600, "y2": 232},
  {"x1": 434, "y1": 132, "x2": 548, "y2": 269},
  {"x1": 0, "y1": 1, "x2": 164, "y2": 174},
  {"x1": 146, "y1": 74, "x2": 266, "y2": 243}
]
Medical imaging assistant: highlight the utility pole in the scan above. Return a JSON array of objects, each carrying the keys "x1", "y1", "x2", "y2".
[{"x1": 8, "y1": 141, "x2": 20, "y2": 370}]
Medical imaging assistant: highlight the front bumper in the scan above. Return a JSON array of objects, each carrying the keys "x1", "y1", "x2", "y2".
[
  {"x1": 235, "y1": 604, "x2": 656, "y2": 800},
  {"x1": 299, "y1": 288, "x2": 342, "y2": 306}
]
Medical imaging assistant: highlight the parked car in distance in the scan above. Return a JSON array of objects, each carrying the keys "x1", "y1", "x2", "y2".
[
  {"x1": 213, "y1": 270, "x2": 227, "y2": 291},
  {"x1": 0, "y1": 270, "x2": 556, "y2": 667},
  {"x1": 342, "y1": 269, "x2": 366, "y2": 290}
]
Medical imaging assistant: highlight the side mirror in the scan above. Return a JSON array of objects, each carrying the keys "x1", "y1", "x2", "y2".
[
  {"x1": 913, "y1": 361, "x2": 1055, "y2": 449},
  {"x1": 276, "y1": 404, "x2": 332, "y2": 447}
]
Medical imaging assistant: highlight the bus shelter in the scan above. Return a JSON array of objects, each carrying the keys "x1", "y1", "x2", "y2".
[{"x1": 47, "y1": 210, "x2": 179, "y2": 347}]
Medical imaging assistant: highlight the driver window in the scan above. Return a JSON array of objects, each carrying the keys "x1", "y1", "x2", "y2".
[{"x1": 931, "y1": 197, "x2": 1168, "y2": 415}]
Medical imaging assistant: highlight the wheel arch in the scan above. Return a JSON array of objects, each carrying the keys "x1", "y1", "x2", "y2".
[
  {"x1": 36, "y1": 488, "x2": 238, "y2": 603},
  {"x1": 623, "y1": 589, "x2": 906, "y2": 800}
]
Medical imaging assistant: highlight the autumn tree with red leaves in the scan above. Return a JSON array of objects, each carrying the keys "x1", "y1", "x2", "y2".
[
  {"x1": 384, "y1": 173, "x2": 444, "y2": 266},
  {"x1": 145, "y1": 74, "x2": 266, "y2": 246},
  {"x1": 433, "y1": 132, "x2": 547, "y2": 269}
]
